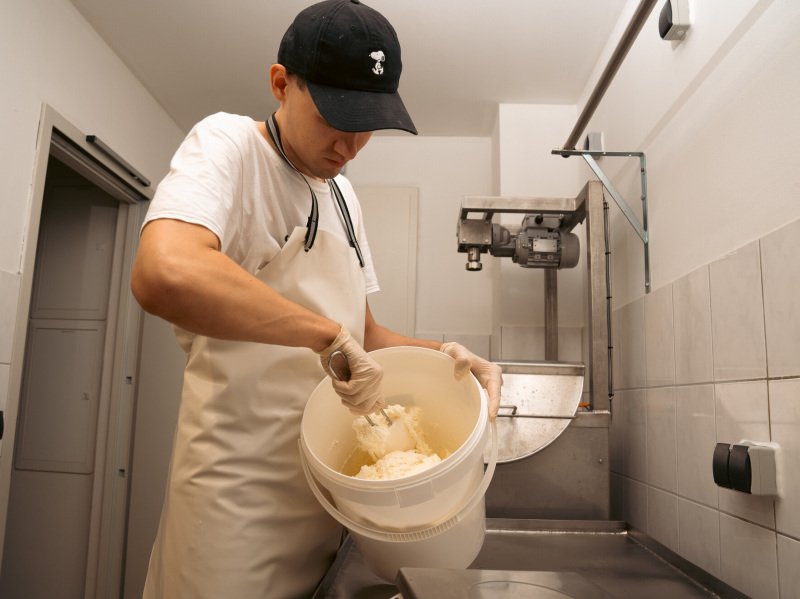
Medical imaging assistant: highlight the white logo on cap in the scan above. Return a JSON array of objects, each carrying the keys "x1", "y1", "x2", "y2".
[{"x1": 370, "y1": 51, "x2": 385, "y2": 75}]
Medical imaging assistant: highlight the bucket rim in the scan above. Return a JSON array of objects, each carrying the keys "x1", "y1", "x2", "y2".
[{"x1": 299, "y1": 420, "x2": 498, "y2": 542}]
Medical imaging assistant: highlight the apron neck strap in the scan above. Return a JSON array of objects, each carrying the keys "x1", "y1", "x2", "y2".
[
  {"x1": 266, "y1": 114, "x2": 364, "y2": 267},
  {"x1": 266, "y1": 114, "x2": 318, "y2": 253}
]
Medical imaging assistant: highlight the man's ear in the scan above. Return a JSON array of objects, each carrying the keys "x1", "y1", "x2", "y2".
[{"x1": 270, "y1": 64, "x2": 289, "y2": 102}]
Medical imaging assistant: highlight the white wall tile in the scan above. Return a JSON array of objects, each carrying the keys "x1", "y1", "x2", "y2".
[
  {"x1": 646, "y1": 387, "x2": 677, "y2": 492},
  {"x1": 676, "y1": 385, "x2": 718, "y2": 508},
  {"x1": 443, "y1": 333, "x2": 491, "y2": 361},
  {"x1": 558, "y1": 327, "x2": 584, "y2": 363},
  {"x1": 623, "y1": 389, "x2": 647, "y2": 482},
  {"x1": 672, "y1": 266, "x2": 714, "y2": 385},
  {"x1": 623, "y1": 476, "x2": 648, "y2": 533},
  {"x1": 769, "y1": 378, "x2": 800, "y2": 538},
  {"x1": 760, "y1": 218, "x2": 800, "y2": 378},
  {"x1": 612, "y1": 307, "x2": 621, "y2": 393},
  {"x1": 647, "y1": 487, "x2": 679, "y2": 552},
  {"x1": 415, "y1": 332, "x2": 444, "y2": 343},
  {"x1": 500, "y1": 325, "x2": 542, "y2": 361},
  {"x1": 644, "y1": 284, "x2": 675, "y2": 387},
  {"x1": 610, "y1": 472, "x2": 624, "y2": 521},
  {"x1": 619, "y1": 298, "x2": 646, "y2": 389},
  {"x1": 715, "y1": 381, "x2": 775, "y2": 528},
  {"x1": 609, "y1": 389, "x2": 624, "y2": 474},
  {"x1": 709, "y1": 242, "x2": 767, "y2": 381},
  {"x1": 678, "y1": 499, "x2": 721, "y2": 578},
  {"x1": 719, "y1": 514, "x2": 779, "y2": 599},
  {"x1": 777, "y1": 534, "x2": 800, "y2": 599},
  {"x1": 499, "y1": 325, "x2": 582, "y2": 362},
  {"x1": 0, "y1": 269, "x2": 21, "y2": 364}
]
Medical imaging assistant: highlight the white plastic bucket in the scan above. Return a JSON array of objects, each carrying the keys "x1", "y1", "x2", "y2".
[{"x1": 299, "y1": 346, "x2": 498, "y2": 581}]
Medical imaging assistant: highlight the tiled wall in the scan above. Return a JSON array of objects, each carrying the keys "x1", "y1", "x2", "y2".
[{"x1": 610, "y1": 218, "x2": 800, "y2": 599}]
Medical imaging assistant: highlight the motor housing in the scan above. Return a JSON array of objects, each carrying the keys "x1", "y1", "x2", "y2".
[{"x1": 457, "y1": 214, "x2": 580, "y2": 271}]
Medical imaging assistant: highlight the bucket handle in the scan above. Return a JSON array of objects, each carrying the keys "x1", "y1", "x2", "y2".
[{"x1": 299, "y1": 418, "x2": 498, "y2": 543}]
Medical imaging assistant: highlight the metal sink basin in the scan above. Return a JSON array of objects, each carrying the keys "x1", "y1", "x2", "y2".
[{"x1": 313, "y1": 519, "x2": 748, "y2": 599}]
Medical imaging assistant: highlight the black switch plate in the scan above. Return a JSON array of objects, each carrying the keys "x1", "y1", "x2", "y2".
[
  {"x1": 729, "y1": 444, "x2": 752, "y2": 494},
  {"x1": 712, "y1": 443, "x2": 731, "y2": 488}
]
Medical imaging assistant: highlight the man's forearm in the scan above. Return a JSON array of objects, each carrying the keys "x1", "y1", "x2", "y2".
[
  {"x1": 362, "y1": 304, "x2": 442, "y2": 353},
  {"x1": 132, "y1": 219, "x2": 340, "y2": 352}
]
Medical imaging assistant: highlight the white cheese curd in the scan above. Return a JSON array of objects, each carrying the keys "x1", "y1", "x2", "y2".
[
  {"x1": 354, "y1": 450, "x2": 442, "y2": 480},
  {"x1": 349, "y1": 404, "x2": 442, "y2": 480}
]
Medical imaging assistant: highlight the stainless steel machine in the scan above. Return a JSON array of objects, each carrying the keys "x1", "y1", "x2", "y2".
[
  {"x1": 457, "y1": 180, "x2": 611, "y2": 520},
  {"x1": 313, "y1": 180, "x2": 735, "y2": 599}
]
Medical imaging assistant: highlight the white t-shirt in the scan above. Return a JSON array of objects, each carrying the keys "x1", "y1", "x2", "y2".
[{"x1": 143, "y1": 112, "x2": 379, "y2": 293}]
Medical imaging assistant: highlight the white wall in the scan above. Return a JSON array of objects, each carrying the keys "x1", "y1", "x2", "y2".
[
  {"x1": 0, "y1": 0, "x2": 185, "y2": 578},
  {"x1": 345, "y1": 136, "x2": 494, "y2": 340},
  {"x1": 592, "y1": 1, "x2": 800, "y2": 597},
  {"x1": 493, "y1": 105, "x2": 584, "y2": 361},
  {"x1": 496, "y1": 104, "x2": 581, "y2": 199},
  {"x1": 585, "y1": 0, "x2": 800, "y2": 305},
  {"x1": 0, "y1": 0, "x2": 185, "y2": 393},
  {"x1": 346, "y1": 110, "x2": 588, "y2": 361},
  {"x1": 0, "y1": 0, "x2": 185, "y2": 275}
]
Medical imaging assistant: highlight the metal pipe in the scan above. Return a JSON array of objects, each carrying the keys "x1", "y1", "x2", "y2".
[
  {"x1": 561, "y1": 0, "x2": 659, "y2": 152},
  {"x1": 544, "y1": 269, "x2": 558, "y2": 361}
]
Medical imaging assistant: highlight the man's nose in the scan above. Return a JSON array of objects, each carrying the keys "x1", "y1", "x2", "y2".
[{"x1": 334, "y1": 132, "x2": 361, "y2": 161}]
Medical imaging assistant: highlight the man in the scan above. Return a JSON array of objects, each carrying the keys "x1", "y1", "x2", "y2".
[{"x1": 131, "y1": 1, "x2": 502, "y2": 597}]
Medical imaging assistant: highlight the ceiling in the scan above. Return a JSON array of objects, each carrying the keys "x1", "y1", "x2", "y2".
[{"x1": 68, "y1": 0, "x2": 629, "y2": 137}]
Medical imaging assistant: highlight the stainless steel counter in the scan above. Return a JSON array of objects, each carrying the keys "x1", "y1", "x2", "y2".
[{"x1": 314, "y1": 519, "x2": 749, "y2": 599}]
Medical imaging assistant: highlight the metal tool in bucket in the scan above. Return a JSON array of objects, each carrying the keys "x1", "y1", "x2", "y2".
[{"x1": 327, "y1": 349, "x2": 416, "y2": 456}]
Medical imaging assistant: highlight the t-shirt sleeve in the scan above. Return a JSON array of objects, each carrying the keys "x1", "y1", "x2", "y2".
[
  {"x1": 356, "y1": 211, "x2": 380, "y2": 295},
  {"x1": 143, "y1": 114, "x2": 244, "y2": 249}
]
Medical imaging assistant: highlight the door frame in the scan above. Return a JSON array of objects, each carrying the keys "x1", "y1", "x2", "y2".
[{"x1": 0, "y1": 103, "x2": 152, "y2": 598}]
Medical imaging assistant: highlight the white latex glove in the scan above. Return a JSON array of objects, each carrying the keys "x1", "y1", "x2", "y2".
[
  {"x1": 440, "y1": 342, "x2": 502, "y2": 420},
  {"x1": 317, "y1": 325, "x2": 385, "y2": 415}
]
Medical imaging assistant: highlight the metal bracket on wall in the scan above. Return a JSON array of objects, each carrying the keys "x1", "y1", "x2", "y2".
[{"x1": 553, "y1": 149, "x2": 651, "y2": 294}]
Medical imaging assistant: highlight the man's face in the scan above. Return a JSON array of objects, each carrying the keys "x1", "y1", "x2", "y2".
[{"x1": 279, "y1": 76, "x2": 373, "y2": 181}]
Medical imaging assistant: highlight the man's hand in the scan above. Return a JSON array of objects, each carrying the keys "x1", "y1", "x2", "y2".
[
  {"x1": 317, "y1": 325, "x2": 385, "y2": 415},
  {"x1": 440, "y1": 342, "x2": 502, "y2": 420}
]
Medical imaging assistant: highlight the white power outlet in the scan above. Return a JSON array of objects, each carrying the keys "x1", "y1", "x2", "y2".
[
  {"x1": 743, "y1": 442, "x2": 779, "y2": 497},
  {"x1": 659, "y1": 0, "x2": 691, "y2": 41}
]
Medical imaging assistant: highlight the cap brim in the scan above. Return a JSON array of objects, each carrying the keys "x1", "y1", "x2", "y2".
[{"x1": 306, "y1": 80, "x2": 418, "y2": 135}]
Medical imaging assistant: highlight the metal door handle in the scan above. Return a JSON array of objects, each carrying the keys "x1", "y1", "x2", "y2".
[{"x1": 498, "y1": 405, "x2": 576, "y2": 420}]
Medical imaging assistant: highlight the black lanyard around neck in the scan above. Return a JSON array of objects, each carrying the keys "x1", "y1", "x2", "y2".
[{"x1": 266, "y1": 113, "x2": 364, "y2": 268}]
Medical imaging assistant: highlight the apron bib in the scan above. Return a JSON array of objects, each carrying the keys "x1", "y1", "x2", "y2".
[{"x1": 143, "y1": 226, "x2": 366, "y2": 599}]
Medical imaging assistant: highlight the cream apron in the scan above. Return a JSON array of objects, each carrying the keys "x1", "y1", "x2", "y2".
[{"x1": 143, "y1": 225, "x2": 366, "y2": 599}]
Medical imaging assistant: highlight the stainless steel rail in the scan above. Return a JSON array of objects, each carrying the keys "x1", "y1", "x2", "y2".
[{"x1": 561, "y1": 0, "x2": 659, "y2": 152}]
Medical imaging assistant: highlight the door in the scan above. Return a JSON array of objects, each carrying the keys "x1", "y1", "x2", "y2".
[
  {"x1": 0, "y1": 107, "x2": 150, "y2": 599},
  {"x1": 0, "y1": 161, "x2": 122, "y2": 599},
  {"x1": 355, "y1": 187, "x2": 419, "y2": 336}
]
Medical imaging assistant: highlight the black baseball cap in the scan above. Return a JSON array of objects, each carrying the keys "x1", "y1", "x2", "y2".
[{"x1": 277, "y1": 0, "x2": 417, "y2": 135}]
